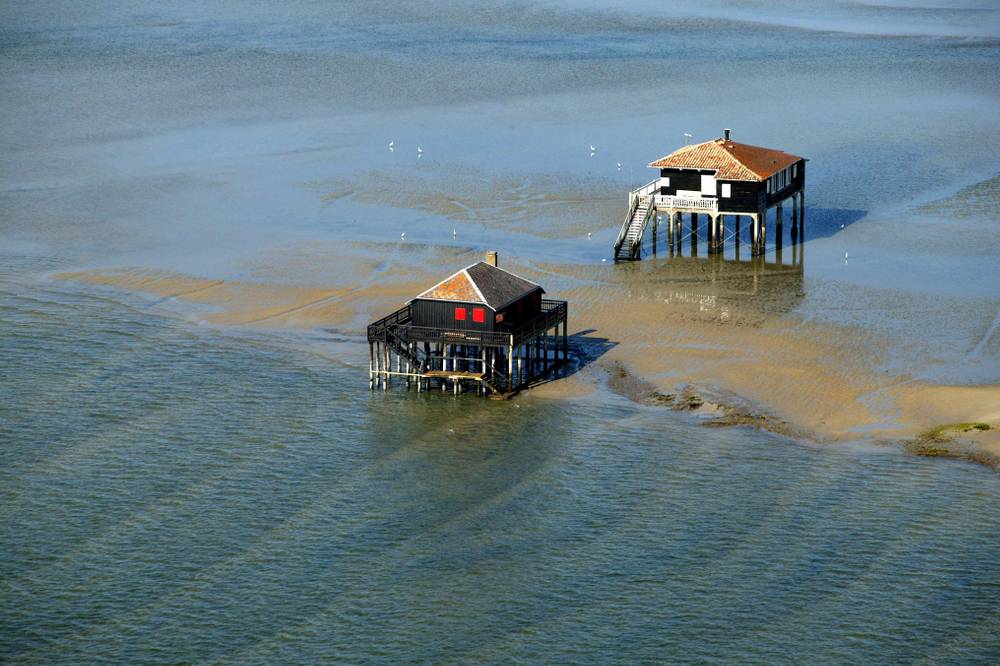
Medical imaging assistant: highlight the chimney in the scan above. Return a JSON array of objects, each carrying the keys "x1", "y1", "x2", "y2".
[
  {"x1": 485, "y1": 250, "x2": 498, "y2": 267},
  {"x1": 724, "y1": 128, "x2": 731, "y2": 141}
]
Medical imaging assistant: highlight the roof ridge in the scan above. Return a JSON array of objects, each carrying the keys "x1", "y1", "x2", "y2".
[
  {"x1": 706, "y1": 140, "x2": 749, "y2": 169},
  {"x1": 480, "y1": 261, "x2": 542, "y2": 289},
  {"x1": 648, "y1": 137, "x2": 800, "y2": 181},
  {"x1": 462, "y1": 267, "x2": 488, "y2": 304}
]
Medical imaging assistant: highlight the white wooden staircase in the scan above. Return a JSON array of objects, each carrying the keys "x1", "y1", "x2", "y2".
[{"x1": 614, "y1": 192, "x2": 655, "y2": 261}]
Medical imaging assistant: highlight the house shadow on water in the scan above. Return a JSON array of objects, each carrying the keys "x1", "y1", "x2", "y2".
[
  {"x1": 796, "y1": 207, "x2": 867, "y2": 241},
  {"x1": 517, "y1": 329, "x2": 617, "y2": 391}
]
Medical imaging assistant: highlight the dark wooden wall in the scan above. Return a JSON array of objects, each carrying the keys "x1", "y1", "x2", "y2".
[
  {"x1": 764, "y1": 159, "x2": 805, "y2": 208},
  {"x1": 411, "y1": 299, "x2": 496, "y2": 331},
  {"x1": 657, "y1": 168, "x2": 708, "y2": 194},
  {"x1": 410, "y1": 290, "x2": 544, "y2": 331},
  {"x1": 718, "y1": 180, "x2": 764, "y2": 213},
  {"x1": 495, "y1": 290, "x2": 542, "y2": 328},
  {"x1": 657, "y1": 161, "x2": 805, "y2": 214}
]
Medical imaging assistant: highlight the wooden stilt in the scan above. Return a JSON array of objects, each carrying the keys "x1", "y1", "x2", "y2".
[
  {"x1": 761, "y1": 214, "x2": 767, "y2": 258},
  {"x1": 535, "y1": 335, "x2": 541, "y2": 377},
  {"x1": 508, "y1": 339, "x2": 514, "y2": 392},
  {"x1": 383, "y1": 342, "x2": 389, "y2": 389},
  {"x1": 791, "y1": 194, "x2": 799, "y2": 241},
  {"x1": 709, "y1": 214, "x2": 723, "y2": 254},
  {"x1": 775, "y1": 202, "x2": 783, "y2": 258},
  {"x1": 668, "y1": 211, "x2": 675, "y2": 255},
  {"x1": 563, "y1": 319, "x2": 568, "y2": 363},
  {"x1": 544, "y1": 329, "x2": 549, "y2": 373},
  {"x1": 691, "y1": 212, "x2": 699, "y2": 257},
  {"x1": 734, "y1": 215, "x2": 741, "y2": 261},
  {"x1": 799, "y1": 191, "x2": 805, "y2": 241}
]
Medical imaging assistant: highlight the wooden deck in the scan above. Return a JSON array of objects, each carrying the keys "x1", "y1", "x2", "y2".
[{"x1": 367, "y1": 299, "x2": 569, "y2": 396}]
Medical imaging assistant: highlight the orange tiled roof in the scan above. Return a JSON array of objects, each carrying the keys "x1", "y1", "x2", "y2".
[{"x1": 649, "y1": 138, "x2": 803, "y2": 181}]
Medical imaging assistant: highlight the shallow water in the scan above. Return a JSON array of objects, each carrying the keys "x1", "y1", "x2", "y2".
[
  {"x1": 3, "y1": 1, "x2": 1000, "y2": 662},
  {"x1": 2, "y1": 266, "x2": 999, "y2": 663}
]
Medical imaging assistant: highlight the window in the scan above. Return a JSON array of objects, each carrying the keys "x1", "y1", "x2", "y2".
[
  {"x1": 792, "y1": 163, "x2": 797, "y2": 178},
  {"x1": 454, "y1": 307, "x2": 466, "y2": 321},
  {"x1": 700, "y1": 174, "x2": 716, "y2": 196},
  {"x1": 472, "y1": 308, "x2": 485, "y2": 323},
  {"x1": 721, "y1": 183, "x2": 731, "y2": 198}
]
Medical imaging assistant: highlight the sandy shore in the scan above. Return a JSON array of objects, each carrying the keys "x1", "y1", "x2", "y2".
[{"x1": 55, "y1": 237, "x2": 1000, "y2": 472}]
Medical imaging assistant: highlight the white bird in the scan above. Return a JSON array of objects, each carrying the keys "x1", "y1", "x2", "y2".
[
  {"x1": 587, "y1": 232, "x2": 592, "y2": 239},
  {"x1": 616, "y1": 162, "x2": 622, "y2": 171},
  {"x1": 416, "y1": 146, "x2": 423, "y2": 157},
  {"x1": 602, "y1": 258, "x2": 607, "y2": 262},
  {"x1": 845, "y1": 252, "x2": 849, "y2": 261},
  {"x1": 400, "y1": 232, "x2": 406, "y2": 240},
  {"x1": 452, "y1": 228, "x2": 457, "y2": 238},
  {"x1": 840, "y1": 224, "x2": 845, "y2": 229},
  {"x1": 388, "y1": 140, "x2": 394, "y2": 151},
  {"x1": 590, "y1": 144, "x2": 596, "y2": 152}
]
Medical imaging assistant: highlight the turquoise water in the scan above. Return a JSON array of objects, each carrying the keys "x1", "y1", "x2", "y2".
[
  {"x1": 2, "y1": 264, "x2": 1000, "y2": 662},
  {"x1": 4, "y1": 1, "x2": 1000, "y2": 662}
]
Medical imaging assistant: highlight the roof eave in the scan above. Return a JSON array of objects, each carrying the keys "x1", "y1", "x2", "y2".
[
  {"x1": 493, "y1": 286, "x2": 545, "y2": 312},
  {"x1": 409, "y1": 295, "x2": 489, "y2": 307}
]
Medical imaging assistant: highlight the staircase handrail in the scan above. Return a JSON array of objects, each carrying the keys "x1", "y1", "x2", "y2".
[
  {"x1": 614, "y1": 195, "x2": 640, "y2": 256},
  {"x1": 614, "y1": 179, "x2": 660, "y2": 257},
  {"x1": 634, "y1": 178, "x2": 659, "y2": 197},
  {"x1": 624, "y1": 199, "x2": 657, "y2": 260},
  {"x1": 367, "y1": 303, "x2": 412, "y2": 341}
]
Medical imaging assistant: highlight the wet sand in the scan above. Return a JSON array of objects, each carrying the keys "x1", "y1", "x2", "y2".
[
  {"x1": 56, "y1": 232, "x2": 1000, "y2": 471},
  {"x1": 317, "y1": 167, "x2": 621, "y2": 240},
  {"x1": 54, "y1": 165, "x2": 1000, "y2": 471}
]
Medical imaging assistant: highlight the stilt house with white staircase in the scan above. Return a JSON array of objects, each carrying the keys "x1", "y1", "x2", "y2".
[{"x1": 615, "y1": 129, "x2": 806, "y2": 260}]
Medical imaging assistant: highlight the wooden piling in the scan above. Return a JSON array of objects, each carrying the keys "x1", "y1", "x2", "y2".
[{"x1": 691, "y1": 212, "x2": 699, "y2": 256}]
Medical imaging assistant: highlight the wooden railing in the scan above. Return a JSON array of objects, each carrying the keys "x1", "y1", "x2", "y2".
[
  {"x1": 615, "y1": 179, "x2": 659, "y2": 257},
  {"x1": 367, "y1": 303, "x2": 412, "y2": 342},
  {"x1": 510, "y1": 299, "x2": 567, "y2": 344},
  {"x1": 368, "y1": 300, "x2": 567, "y2": 348},
  {"x1": 634, "y1": 179, "x2": 659, "y2": 197},
  {"x1": 614, "y1": 200, "x2": 637, "y2": 256},
  {"x1": 654, "y1": 195, "x2": 718, "y2": 211}
]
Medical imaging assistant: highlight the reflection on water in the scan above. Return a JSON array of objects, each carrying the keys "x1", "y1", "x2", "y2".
[
  {"x1": 621, "y1": 239, "x2": 806, "y2": 324},
  {"x1": 3, "y1": 0, "x2": 1000, "y2": 661}
]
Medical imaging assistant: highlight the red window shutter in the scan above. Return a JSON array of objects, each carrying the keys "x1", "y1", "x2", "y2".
[
  {"x1": 472, "y1": 308, "x2": 485, "y2": 323},
  {"x1": 454, "y1": 307, "x2": 466, "y2": 321}
]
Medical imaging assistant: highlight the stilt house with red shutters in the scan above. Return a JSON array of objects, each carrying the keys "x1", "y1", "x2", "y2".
[{"x1": 367, "y1": 252, "x2": 568, "y2": 396}]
